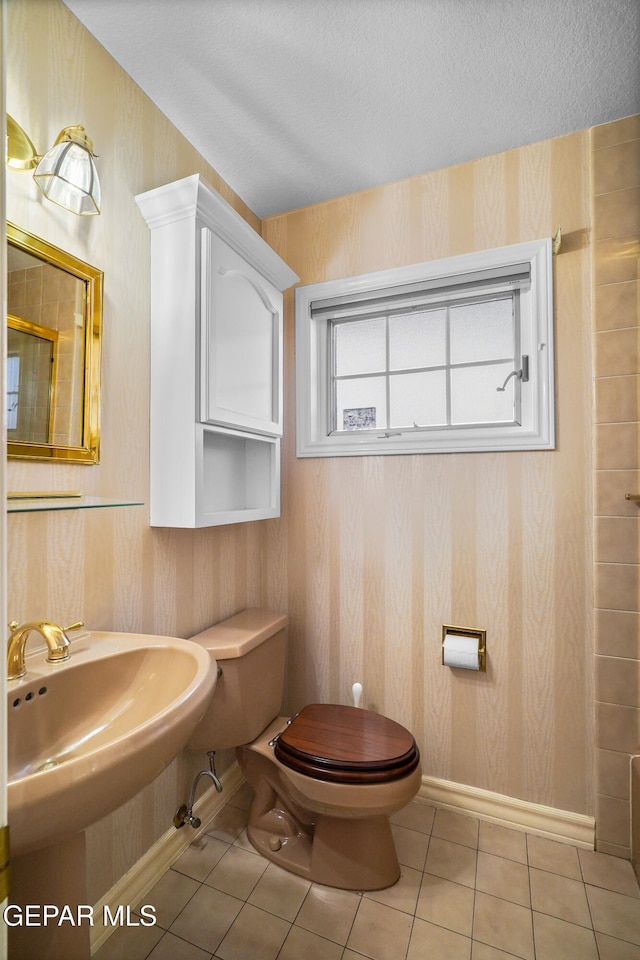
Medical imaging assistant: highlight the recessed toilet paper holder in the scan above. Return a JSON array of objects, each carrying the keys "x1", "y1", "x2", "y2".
[{"x1": 442, "y1": 625, "x2": 487, "y2": 672}]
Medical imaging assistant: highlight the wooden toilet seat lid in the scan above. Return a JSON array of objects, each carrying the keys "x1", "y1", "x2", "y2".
[{"x1": 274, "y1": 703, "x2": 420, "y2": 784}]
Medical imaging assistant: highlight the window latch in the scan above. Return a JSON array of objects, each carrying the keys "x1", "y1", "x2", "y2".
[{"x1": 497, "y1": 355, "x2": 529, "y2": 392}]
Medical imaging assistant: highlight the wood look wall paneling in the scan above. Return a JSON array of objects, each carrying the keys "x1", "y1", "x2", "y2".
[
  {"x1": 335, "y1": 457, "x2": 366, "y2": 706},
  {"x1": 420, "y1": 456, "x2": 453, "y2": 778},
  {"x1": 504, "y1": 456, "x2": 525, "y2": 793},
  {"x1": 474, "y1": 455, "x2": 509, "y2": 790},
  {"x1": 263, "y1": 129, "x2": 595, "y2": 818},
  {"x1": 7, "y1": 0, "x2": 262, "y2": 902}
]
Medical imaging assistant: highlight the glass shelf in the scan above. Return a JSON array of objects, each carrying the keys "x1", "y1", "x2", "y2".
[{"x1": 7, "y1": 496, "x2": 144, "y2": 514}]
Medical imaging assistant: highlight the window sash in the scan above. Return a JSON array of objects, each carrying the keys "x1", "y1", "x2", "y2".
[{"x1": 329, "y1": 291, "x2": 521, "y2": 435}]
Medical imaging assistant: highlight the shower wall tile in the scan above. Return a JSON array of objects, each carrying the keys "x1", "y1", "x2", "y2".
[
  {"x1": 596, "y1": 794, "x2": 632, "y2": 850},
  {"x1": 593, "y1": 140, "x2": 640, "y2": 196},
  {"x1": 596, "y1": 609, "x2": 640, "y2": 660},
  {"x1": 597, "y1": 748, "x2": 632, "y2": 800},
  {"x1": 595, "y1": 471, "x2": 640, "y2": 516},
  {"x1": 595, "y1": 563, "x2": 640, "y2": 612},
  {"x1": 633, "y1": 759, "x2": 640, "y2": 883},
  {"x1": 592, "y1": 115, "x2": 640, "y2": 150},
  {"x1": 595, "y1": 518, "x2": 640, "y2": 565},
  {"x1": 595, "y1": 280, "x2": 639, "y2": 332},
  {"x1": 596, "y1": 702, "x2": 640, "y2": 755},
  {"x1": 594, "y1": 237, "x2": 640, "y2": 286},
  {"x1": 596, "y1": 655, "x2": 640, "y2": 708},
  {"x1": 594, "y1": 329, "x2": 639, "y2": 378},
  {"x1": 594, "y1": 187, "x2": 640, "y2": 241},
  {"x1": 592, "y1": 117, "x2": 640, "y2": 859},
  {"x1": 596, "y1": 422, "x2": 640, "y2": 470},
  {"x1": 595, "y1": 375, "x2": 640, "y2": 423}
]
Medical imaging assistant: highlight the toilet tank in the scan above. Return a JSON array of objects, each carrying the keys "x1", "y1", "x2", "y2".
[{"x1": 187, "y1": 608, "x2": 288, "y2": 752}]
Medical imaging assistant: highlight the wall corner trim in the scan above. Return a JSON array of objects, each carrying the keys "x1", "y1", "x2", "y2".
[
  {"x1": 90, "y1": 763, "x2": 245, "y2": 955},
  {"x1": 419, "y1": 775, "x2": 595, "y2": 849}
]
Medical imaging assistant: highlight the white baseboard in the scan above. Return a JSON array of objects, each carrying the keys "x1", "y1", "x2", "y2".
[
  {"x1": 419, "y1": 775, "x2": 595, "y2": 849},
  {"x1": 90, "y1": 763, "x2": 244, "y2": 955}
]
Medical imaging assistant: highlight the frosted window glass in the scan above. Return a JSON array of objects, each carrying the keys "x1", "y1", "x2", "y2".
[
  {"x1": 334, "y1": 318, "x2": 386, "y2": 376},
  {"x1": 389, "y1": 310, "x2": 446, "y2": 370},
  {"x1": 450, "y1": 362, "x2": 515, "y2": 424},
  {"x1": 335, "y1": 376, "x2": 387, "y2": 430},
  {"x1": 450, "y1": 298, "x2": 514, "y2": 365},
  {"x1": 389, "y1": 370, "x2": 447, "y2": 428}
]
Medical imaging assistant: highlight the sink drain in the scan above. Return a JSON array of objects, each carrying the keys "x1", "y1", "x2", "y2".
[{"x1": 36, "y1": 759, "x2": 60, "y2": 772}]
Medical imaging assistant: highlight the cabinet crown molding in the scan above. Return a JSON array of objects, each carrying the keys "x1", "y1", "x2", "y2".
[{"x1": 136, "y1": 174, "x2": 299, "y2": 292}]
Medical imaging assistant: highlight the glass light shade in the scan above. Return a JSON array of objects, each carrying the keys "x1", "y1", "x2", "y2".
[{"x1": 33, "y1": 126, "x2": 101, "y2": 215}]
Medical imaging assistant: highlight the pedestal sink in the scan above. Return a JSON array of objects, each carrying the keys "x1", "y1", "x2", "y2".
[
  {"x1": 8, "y1": 630, "x2": 218, "y2": 854},
  {"x1": 6, "y1": 630, "x2": 218, "y2": 960}
]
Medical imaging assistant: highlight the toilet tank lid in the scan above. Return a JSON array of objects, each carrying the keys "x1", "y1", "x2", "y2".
[{"x1": 188, "y1": 608, "x2": 288, "y2": 660}]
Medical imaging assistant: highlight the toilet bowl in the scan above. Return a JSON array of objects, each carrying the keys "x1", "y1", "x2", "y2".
[{"x1": 188, "y1": 608, "x2": 421, "y2": 890}]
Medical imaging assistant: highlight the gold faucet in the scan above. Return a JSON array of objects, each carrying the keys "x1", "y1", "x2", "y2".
[{"x1": 7, "y1": 620, "x2": 84, "y2": 681}]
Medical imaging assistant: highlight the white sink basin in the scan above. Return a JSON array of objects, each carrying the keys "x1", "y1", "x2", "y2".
[{"x1": 8, "y1": 631, "x2": 217, "y2": 854}]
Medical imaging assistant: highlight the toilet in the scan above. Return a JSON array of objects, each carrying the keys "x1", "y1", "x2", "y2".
[{"x1": 188, "y1": 608, "x2": 421, "y2": 890}]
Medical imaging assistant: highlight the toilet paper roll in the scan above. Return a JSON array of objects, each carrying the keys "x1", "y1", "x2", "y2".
[{"x1": 443, "y1": 633, "x2": 481, "y2": 670}]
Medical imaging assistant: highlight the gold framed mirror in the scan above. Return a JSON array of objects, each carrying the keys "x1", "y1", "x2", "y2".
[{"x1": 7, "y1": 223, "x2": 103, "y2": 463}]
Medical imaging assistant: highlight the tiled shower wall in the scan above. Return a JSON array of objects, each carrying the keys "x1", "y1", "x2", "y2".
[{"x1": 593, "y1": 115, "x2": 640, "y2": 861}]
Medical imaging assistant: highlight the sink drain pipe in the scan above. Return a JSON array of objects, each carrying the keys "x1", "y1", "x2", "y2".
[{"x1": 173, "y1": 751, "x2": 223, "y2": 830}]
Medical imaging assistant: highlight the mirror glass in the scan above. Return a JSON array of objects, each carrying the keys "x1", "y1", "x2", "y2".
[{"x1": 7, "y1": 223, "x2": 103, "y2": 463}]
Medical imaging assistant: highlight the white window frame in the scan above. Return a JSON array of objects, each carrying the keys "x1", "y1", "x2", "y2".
[{"x1": 295, "y1": 238, "x2": 554, "y2": 457}]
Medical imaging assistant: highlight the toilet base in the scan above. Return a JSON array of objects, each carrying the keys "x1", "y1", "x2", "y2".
[
  {"x1": 247, "y1": 805, "x2": 400, "y2": 891},
  {"x1": 238, "y1": 716, "x2": 421, "y2": 890},
  {"x1": 242, "y1": 760, "x2": 402, "y2": 890}
]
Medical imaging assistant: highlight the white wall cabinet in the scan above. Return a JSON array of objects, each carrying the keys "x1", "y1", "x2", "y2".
[{"x1": 136, "y1": 175, "x2": 298, "y2": 527}]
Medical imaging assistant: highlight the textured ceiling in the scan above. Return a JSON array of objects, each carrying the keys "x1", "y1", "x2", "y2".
[{"x1": 62, "y1": 0, "x2": 640, "y2": 218}]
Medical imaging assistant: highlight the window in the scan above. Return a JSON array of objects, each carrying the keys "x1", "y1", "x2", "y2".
[{"x1": 295, "y1": 239, "x2": 554, "y2": 456}]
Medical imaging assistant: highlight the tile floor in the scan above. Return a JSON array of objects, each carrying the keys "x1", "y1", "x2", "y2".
[{"x1": 95, "y1": 783, "x2": 640, "y2": 960}]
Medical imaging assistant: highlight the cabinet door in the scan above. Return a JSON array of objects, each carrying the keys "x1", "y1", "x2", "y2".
[{"x1": 200, "y1": 229, "x2": 283, "y2": 435}]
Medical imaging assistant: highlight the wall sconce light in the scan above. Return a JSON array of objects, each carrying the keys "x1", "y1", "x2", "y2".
[
  {"x1": 6, "y1": 115, "x2": 101, "y2": 216},
  {"x1": 6, "y1": 115, "x2": 38, "y2": 170}
]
